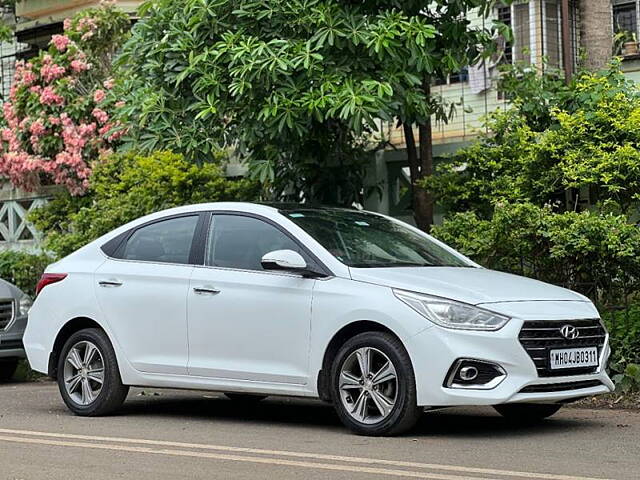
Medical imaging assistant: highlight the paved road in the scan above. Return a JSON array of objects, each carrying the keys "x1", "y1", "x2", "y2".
[{"x1": 0, "y1": 381, "x2": 638, "y2": 480}]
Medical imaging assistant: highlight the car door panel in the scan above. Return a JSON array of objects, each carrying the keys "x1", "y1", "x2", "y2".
[
  {"x1": 187, "y1": 213, "x2": 315, "y2": 384},
  {"x1": 95, "y1": 260, "x2": 193, "y2": 375},
  {"x1": 94, "y1": 214, "x2": 200, "y2": 375},
  {"x1": 188, "y1": 268, "x2": 314, "y2": 383}
]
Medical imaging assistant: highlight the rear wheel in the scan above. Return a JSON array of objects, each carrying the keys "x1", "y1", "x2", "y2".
[
  {"x1": 224, "y1": 393, "x2": 268, "y2": 403},
  {"x1": 57, "y1": 328, "x2": 129, "y2": 416},
  {"x1": 494, "y1": 403, "x2": 562, "y2": 422},
  {"x1": 330, "y1": 332, "x2": 422, "y2": 436},
  {"x1": 0, "y1": 359, "x2": 18, "y2": 382}
]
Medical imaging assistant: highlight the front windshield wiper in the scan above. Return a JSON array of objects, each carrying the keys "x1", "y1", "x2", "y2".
[{"x1": 349, "y1": 262, "x2": 434, "y2": 268}]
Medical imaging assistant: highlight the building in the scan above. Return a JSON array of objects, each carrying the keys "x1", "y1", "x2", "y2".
[{"x1": 0, "y1": 0, "x2": 632, "y2": 249}]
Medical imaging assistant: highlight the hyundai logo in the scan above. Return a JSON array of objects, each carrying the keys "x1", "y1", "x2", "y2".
[{"x1": 560, "y1": 324, "x2": 580, "y2": 340}]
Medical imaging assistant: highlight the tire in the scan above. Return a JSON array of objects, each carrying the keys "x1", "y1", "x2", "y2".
[
  {"x1": 0, "y1": 359, "x2": 18, "y2": 382},
  {"x1": 330, "y1": 331, "x2": 422, "y2": 436},
  {"x1": 224, "y1": 393, "x2": 268, "y2": 403},
  {"x1": 57, "y1": 328, "x2": 129, "y2": 416},
  {"x1": 494, "y1": 403, "x2": 562, "y2": 422}
]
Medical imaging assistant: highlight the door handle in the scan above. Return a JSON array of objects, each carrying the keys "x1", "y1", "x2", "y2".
[
  {"x1": 98, "y1": 280, "x2": 123, "y2": 288},
  {"x1": 193, "y1": 287, "x2": 220, "y2": 295}
]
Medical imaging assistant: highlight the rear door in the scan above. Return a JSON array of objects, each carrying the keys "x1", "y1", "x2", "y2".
[{"x1": 95, "y1": 214, "x2": 203, "y2": 375}]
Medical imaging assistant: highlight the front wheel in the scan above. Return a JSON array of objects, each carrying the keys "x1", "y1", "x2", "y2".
[
  {"x1": 330, "y1": 332, "x2": 422, "y2": 436},
  {"x1": 494, "y1": 403, "x2": 562, "y2": 422},
  {"x1": 57, "y1": 328, "x2": 129, "y2": 416},
  {"x1": 0, "y1": 359, "x2": 18, "y2": 382}
]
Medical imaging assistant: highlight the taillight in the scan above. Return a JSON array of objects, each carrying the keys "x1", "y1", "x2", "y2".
[{"x1": 36, "y1": 273, "x2": 67, "y2": 296}]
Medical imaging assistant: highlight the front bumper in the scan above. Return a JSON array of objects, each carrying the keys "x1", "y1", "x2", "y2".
[
  {"x1": 0, "y1": 313, "x2": 27, "y2": 359},
  {"x1": 406, "y1": 309, "x2": 614, "y2": 407}
]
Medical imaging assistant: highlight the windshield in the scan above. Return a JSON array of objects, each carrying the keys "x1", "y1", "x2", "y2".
[{"x1": 284, "y1": 209, "x2": 472, "y2": 268}]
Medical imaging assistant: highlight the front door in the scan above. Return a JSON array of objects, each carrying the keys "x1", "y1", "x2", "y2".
[{"x1": 187, "y1": 213, "x2": 315, "y2": 384}]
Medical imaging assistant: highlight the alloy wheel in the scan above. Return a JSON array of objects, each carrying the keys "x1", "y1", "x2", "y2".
[
  {"x1": 338, "y1": 347, "x2": 398, "y2": 424},
  {"x1": 63, "y1": 340, "x2": 104, "y2": 406}
]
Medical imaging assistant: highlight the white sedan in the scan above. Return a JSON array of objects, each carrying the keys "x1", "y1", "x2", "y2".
[{"x1": 24, "y1": 203, "x2": 614, "y2": 435}]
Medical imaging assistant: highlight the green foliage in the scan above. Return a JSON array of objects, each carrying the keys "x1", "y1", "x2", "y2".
[
  {"x1": 432, "y1": 203, "x2": 640, "y2": 303},
  {"x1": 113, "y1": 0, "x2": 508, "y2": 204},
  {"x1": 0, "y1": 250, "x2": 52, "y2": 296},
  {"x1": 426, "y1": 61, "x2": 640, "y2": 214},
  {"x1": 602, "y1": 305, "x2": 640, "y2": 391},
  {"x1": 30, "y1": 151, "x2": 260, "y2": 258},
  {"x1": 612, "y1": 363, "x2": 640, "y2": 393}
]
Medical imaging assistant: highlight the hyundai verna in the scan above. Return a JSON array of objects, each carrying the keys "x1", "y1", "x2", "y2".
[{"x1": 23, "y1": 203, "x2": 614, "y2": 435}]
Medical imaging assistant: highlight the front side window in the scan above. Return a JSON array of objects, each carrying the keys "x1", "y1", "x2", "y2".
[
  {"x1": 121, "y1": 215, "x2": 199, "y2": 264},
  {"x1": 206, "y1": 214, "x2": 301, "y2": 271},
  {"x1": 285, "y1": 209, "x2": 472, "y2": 268}
]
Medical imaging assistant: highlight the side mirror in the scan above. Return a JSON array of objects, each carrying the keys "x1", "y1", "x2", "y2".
[{"x1": 261, "y1": 249, "x2": 308, "y2": 272}]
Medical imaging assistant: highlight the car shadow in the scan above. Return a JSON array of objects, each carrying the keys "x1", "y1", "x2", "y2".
[{"x1": 114, "y1": 391, "x2": 600, "y2": 438}]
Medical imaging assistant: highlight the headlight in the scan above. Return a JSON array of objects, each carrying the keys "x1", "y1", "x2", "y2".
[
  {"x1": 18, "y1": 293, "x2": 32, "y2": 316},
  {"x1": 393, "y1": 289, "x2": 510, "y2": 331}
]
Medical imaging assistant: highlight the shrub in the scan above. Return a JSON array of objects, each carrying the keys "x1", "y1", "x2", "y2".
[
  {"x1": 432, "y1": 203, "x2": 640, "y2": 304},
  {"x1": 0, "y1": 3, "x2": 129, "y2": 194},
  {"x1": 30, "y1": 151, "x2": 260, "y2": 258},
  {"x1": 0, "y1": 250, "x2": 52, "y2": 296},
  {"x1": 602, "y1": 306, "x2": 640, "y2": 376}
]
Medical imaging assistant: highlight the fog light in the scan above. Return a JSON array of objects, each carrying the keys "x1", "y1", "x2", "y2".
[
  {"x1": 444, "y1": 359, "x2": 506, "y2": 390},
  {"x1": 459, "y1": 366, "x2": 479, "y2": 381}
]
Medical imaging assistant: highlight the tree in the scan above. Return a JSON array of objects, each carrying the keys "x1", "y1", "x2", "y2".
[
  {"x1": 0, "y1": 3, "x2": 129, "y2": 194},
  {"x1": 115, "y1": 0, "x2": 508, "y2": 226}
]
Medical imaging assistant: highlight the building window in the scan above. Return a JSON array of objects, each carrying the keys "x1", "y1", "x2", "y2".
[
  {"x1": 434, "y1": 68, "x2": 469, "y2": 86},
  {"x1": 513, "y1": 3, "x2": 532, "y2": 64},
  {"x1": 613, "y1": 1, "x2": 638, "y2": 36},
  {"x1": 543, "y1": 0, "x2": 562, "y2": 68},
  {"x1": 497, "y1": 4, "x2": 513, "y2": 64},
  {"x1": 497, "y1": 2, "x2": 531, "y2": 65}
]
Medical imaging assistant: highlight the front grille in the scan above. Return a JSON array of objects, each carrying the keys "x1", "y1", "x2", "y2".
[
  {"x1": 0, "y1": 299, "x2": 14, "y2": 330},
  {"x1": 518, "y1": 319, "x2": 606, "y2": 377},
  {"x1": 519, "y1": 380, "x2": 603, "y2": 393}
]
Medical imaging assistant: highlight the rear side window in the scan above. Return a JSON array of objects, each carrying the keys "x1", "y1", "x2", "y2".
[
  {"x1": 120, "y1": 215, "x2": 199, "y2": 264},
  {"x1": 206, "y1": 214, "x2": 301, "y2": 271}
]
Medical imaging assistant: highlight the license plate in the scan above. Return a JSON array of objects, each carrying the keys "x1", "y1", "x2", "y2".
[{"x1": 549, "y1": 347, "x2": 599, "y2": 370}]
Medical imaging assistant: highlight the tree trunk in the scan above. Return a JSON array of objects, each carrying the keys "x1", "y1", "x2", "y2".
[
  {"x1": 579, "y1": 0, "x2": 612, "y2": 71},
  {"x1": 402, "y1": 81, "x2": 435, "y2": 232}
]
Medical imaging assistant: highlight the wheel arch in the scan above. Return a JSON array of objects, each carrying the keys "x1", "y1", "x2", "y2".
[
  {"x1": 48, "y1": 317, "x2": 106, "y2": 379},
  {"x1": 316, "y1": 320, "x2": 407, "y2": 402}
]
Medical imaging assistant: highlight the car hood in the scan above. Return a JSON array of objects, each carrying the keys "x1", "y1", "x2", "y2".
[{"x1": 349, "y1": 267, "x2": 588, "y2": 305}]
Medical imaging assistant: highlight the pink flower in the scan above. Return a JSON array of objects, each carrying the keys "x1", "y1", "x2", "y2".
[
  {"x1": 51, "y1": 34, "x2": 71, "y2": 52},
  {"x1": 70, "y1": 59, "x2": 91, "y2": 73},
  {"x1": 41, "y1": 62, "x2": 66, "y2": 82},
  {"x1": 114, "y1": 100, "x2": 125, "y2": 108},
  {"x1": 29, "y1": 119, "x2": 46, "y2": 137},
  {"x1": 39, "y1": 86, "x2": 64, "y2": 106},
  {"x1": 29, "y1": 85, "x2": 42, "y2": 94},
  {"x1": 93, "y1": 89, "x2": 106, "y2": 103},
  {"x1": 20, "y1": 71, "x2": 37, "y2": 86},
  {"x1": 63, "y1": 18, "x2": 72, "y2": 31},
  {"x1": 103, "y1": 78, "x2": 114, "y2": 90},
  {"x1": 92, "y1": 108, "x2": 109, "y2": 124}
]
